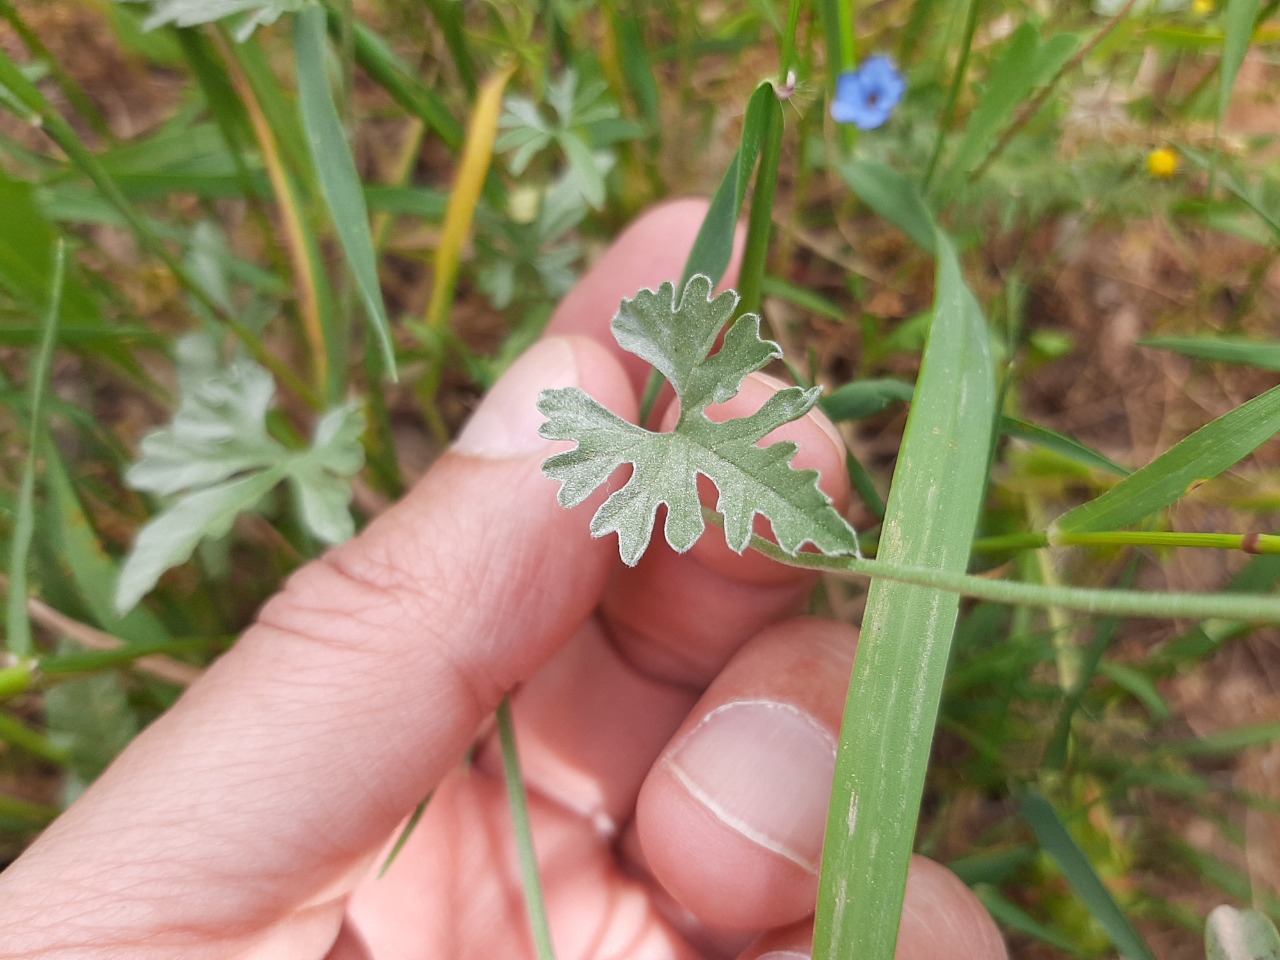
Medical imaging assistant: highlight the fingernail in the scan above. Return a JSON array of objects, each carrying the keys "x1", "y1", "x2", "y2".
[
  {"x1": 757, "y1": 952, "x2": 809, "y2": 960},
  {"x1": 453, "y1": 338, "x2": 578, "y2": 458},
  {"x1": 665, "y1": 700, "x2": 836, "y2": 872}
]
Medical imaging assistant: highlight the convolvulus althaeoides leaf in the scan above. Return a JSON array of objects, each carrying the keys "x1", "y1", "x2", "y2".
[{"x1": 537, "y1": 275, "x2": 859, "y2": 565}]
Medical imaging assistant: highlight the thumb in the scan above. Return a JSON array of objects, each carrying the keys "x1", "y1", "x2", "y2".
[{"x1": 0, "y1": 336, "x2": 635, "y2": 959}]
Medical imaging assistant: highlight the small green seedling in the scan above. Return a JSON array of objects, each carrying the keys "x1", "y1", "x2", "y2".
[{"x1": 537, "y1": 274, "x2": 860, "y2": 565}]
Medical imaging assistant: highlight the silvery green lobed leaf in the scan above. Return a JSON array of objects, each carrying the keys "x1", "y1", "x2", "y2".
[
  {"x1": 121, "y1": 0, "x2": 310, "y2": 41},
  {"x1": 115, "y1": 347, "x2": 365, "y2": 614},
  {"x1": 538, "y1": 275, "x2": 860, "y2": 565},
  {"x1": 1206, "y1": 905, "x2": 1280, "y2": 960}
]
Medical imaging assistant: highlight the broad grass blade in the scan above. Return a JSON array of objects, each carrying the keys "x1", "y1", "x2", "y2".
[
  {"x1": 1054, "y1": 383, "x2": 1280, "y2": 534},
  {"x1": 295, "y1": 5, "x2": 396, "y2": 380},
  {"x1": 1020, "y1": 790, "x2": 1157, "y2": 960},
  {"x1": 813, "y1": 233, "x2": 995, "y2": 960}
]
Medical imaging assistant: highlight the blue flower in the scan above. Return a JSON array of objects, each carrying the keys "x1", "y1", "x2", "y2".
[{"x1": 831, "y1": 56, "x2": 906, "y2": 130}]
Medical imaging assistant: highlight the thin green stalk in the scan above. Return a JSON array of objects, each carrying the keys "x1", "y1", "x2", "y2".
[
  {"x1": 6, "y1": 241, "x2": 64, "y2": 658},
  {"x1": 746, "y1": 532, "x2": 1280, "y2": 623},
  {"x1": 497, "y1": 697, "x2": 557, "y2": 960},
  {"x1": 735, "y1": 92, "x2": 783, "y2": 319},
  {"x1": 973, "y1": 530, "x2": 1280, "y2": 555},
  {"x1": 922, "y1": 0, "x2": 981, "y2": 193},
  {"x1": 378, "y1": 794, "x2": 432, "y2": 878},
  {"x1": 0, "y1": 713, "x2": 69, "y2": 765}
]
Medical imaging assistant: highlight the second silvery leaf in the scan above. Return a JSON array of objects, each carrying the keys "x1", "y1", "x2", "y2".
[{"x1": 537, "y1": 275, "x2": 860, "y2": 565}]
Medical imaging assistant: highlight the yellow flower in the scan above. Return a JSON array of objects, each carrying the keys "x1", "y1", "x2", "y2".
[
  {"x1": 1147, "y1": 147, "x2": 1179, "y2": 178},
  {"x1": 1193, "y1": 0, "x2": 1214, "y2": 14}
]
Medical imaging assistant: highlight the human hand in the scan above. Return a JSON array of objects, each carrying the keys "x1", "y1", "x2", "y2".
[{"x1": 0, "y1": 201, "x2": 1007, "y2": 960}]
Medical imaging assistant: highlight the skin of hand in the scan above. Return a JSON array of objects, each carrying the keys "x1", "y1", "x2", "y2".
[{"x1": 0, "y1": 200, "x2": 1008, "y2": 960}]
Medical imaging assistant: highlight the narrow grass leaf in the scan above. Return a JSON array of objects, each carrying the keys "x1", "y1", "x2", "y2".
[
  {"x1": 813, "y1": 232, "x2": 995, "y2": 960},
  {"x1": 838, "y1": 158, "x2": 937, "y2": 254},
  {"x1": 613, "y1": 10, "x2": 661, "y2": 132},
  {"x1": 1054, "y1": 383, "x2": 1280, "y2": 534},
  {"x1": 976, "y1": 887, "x2": 1082, "y2": 953},
  {"x1": 1217, "y1": 0, "x2": 1262, "y2": 145},
  {"x1": 1142, "y1": 335, "x2": 1280, "y2": 372},
  {"x1": 760, "y1": 275, "x2": 845, "y2": 321},
  {"x1": 1097, "y1": 661, "x2": 1171, "y2": 721},
  {"x1": 295, "y1": 5, "x2": 395, "y2": 380},
  {"x1": 735, "y1": 90, "x2": 783, "y2": 317},
  {"x1": 1003, "y1": 416, "x2": 1130, "y2": 477},
  {"x1": 425, "y1": 62, "x2": 516, "y2": 332},
  {"x1": 1020, "y1": 790, "x2": 1157, "y2": 960},
  {"x1": 1162, "y1": 720, "x2": 1280, "y2": 757},
  {"x1": 820, "y1": 378, "x2": 915, "y2": 421},
  {"x1": 680, "y1": 82, "x2": 774, "y2": 291},
  {"x1": 937, "y1": 25, "x2": 1077, "y2": 200},
  {"x1": 43, "y1": 448, "x2": 170, "y2": 645},
  {"x1": 6, "y1": 240, "x2": 64, "y2": 658},
  {"x1": 497, "y1": 697, "x2": 557, "y2": 960}
]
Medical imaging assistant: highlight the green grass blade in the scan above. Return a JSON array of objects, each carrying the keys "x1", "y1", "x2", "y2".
[
  {"x1": 838, "y1": 158, "x2": 938, "y2": 255},
  {"x1": 1141, "y1": 335, "x2": 1280, "y2": 372},
  {"x1": 680, "y1": 82, "x2": 774, "y2": 292},
  {"x1": 976, "y1": 887, "x2": 1082, "y2": 953},
  {"x1": 813, "y1": 232, "x2": 996, "y2": 960},
  {"x1": 1161, "y1": 720, "x2": 1280, "y2": 757},
  {"x1": 1215, "y1": 0, "x2": 1262, "y2": 182},
  {"x1": 1019, "y1": 790, "x2": 1157, "y2": 960},
  {"x1": 295, "y1": 5, "x2": 396, "y2": 381},
  {"x1": 1054, "y1": 383, "x2": 1280, "y2": 534},
  {"x1": 734, "y1": 90, "x2": 783, "y2": 317},
  {"x1": 936, "y1": 25, "x2": 1077, "y2": 201},
  {"x1": 639, "y1": 81, "x2": 774, "y2": 422},
  {"x1": 820, "y1": 378, "x2": 915, "y2": 420},
  {"x1": 497, "y1": 697, "x2": 556, "y2": 960},
  {"x1": 1002, "y1": 416, "x2": 1131, "y2": 477},
  {"x1": 341, "y1": 12, "x2": 463, "y2": 150},
  {"x1": 6, "y1": 240, "x2": 64, "y2": 658}
]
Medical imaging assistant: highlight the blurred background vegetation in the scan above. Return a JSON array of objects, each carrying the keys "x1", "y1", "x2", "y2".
[{"x1": 1, "y1": 1, "x2": 1279, "y2": 956}]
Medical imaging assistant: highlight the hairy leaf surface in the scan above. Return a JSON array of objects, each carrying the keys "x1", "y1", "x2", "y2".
[{"x1": 538, "y1": 275, "x2": 858, "y2": 565}]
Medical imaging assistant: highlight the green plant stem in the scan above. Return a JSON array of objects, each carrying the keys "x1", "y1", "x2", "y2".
[
  {"x1": 497, "y1": 696, "x2": 556, "y2": 960},
  {"x1": 922, "y1": 0, "x2": 981, "y2": 193},
  {"x1": 0, "y1": 792, "x2": 59, "y2": 825},
  {"x1": 0, "y1": 713, "x2": 69, "y2": 765},
  {"x1": 6, "y1": 240, "x2": 63, "y2": 658},
  {"x1": 735, "y1": 91, "x2": 783, "y2": 319},
  {"x1": 972, "y1": 530, "x2": 1280, "y2": 555},
  {"x1": 738, "y1": 526, "x2": 1280, "y2": 623},
  {"x1": 377, "y1": 793, "x2": 432, "y2": 878}
]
